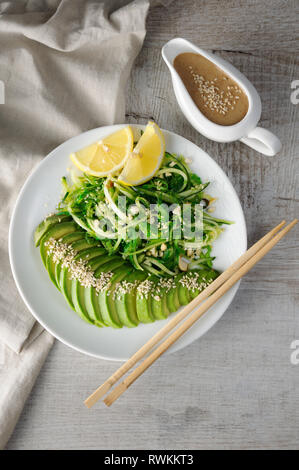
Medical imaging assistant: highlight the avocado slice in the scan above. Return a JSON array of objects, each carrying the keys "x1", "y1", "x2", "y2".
[
  {"x1": 184, "y1": 269, "x2": 219, "y2": 300},
  {"x1": 71, "y1": 251, "x2": 107, "y2": 326},
  {"x1": 136, "y1": 275, "x2": 156, "y2": 323},
  {"x1": 114, "y1": 270, "x2": 147, "y2": 327},
  {"x1": 175, "y1": 272, "x2": 193, "y2": 305},
  {"x1": 83, "y1": 255, "x2": 112, "y2": 326},
  {"x1": 34, "y1": 213, "x2": 71, "y2": 246},
  {"x1": 40, "y1": 221, "x2": 78, "y2": 267},
  {"x1": 89, "y1": 257, "x2": 126, "y2": 327},
  {"x1": 151, "y1": 283, "x2": 170, "y2": 320},
  {"x1": 54, "y1": 232, "x2": 86, "y2": 287},
  {"x1": 84, "y1": 255, "x2": 123, "y2": 326},
  {"x1": 59, "y1": 246, "x2": 104, "y2": 311},
  {"x1": 58, "y1": 240, "x2": 102, "y2": 303},
  {"x1": 71, "y1": 237, "x2": 99, "y2": 252},
  {"x1": 98, "y1": 265, "x2": 132, "y2": 328},
  {"x1": 166, "y1": 280, "x2": 180, "y2": 313},
  {"x1": 151, "y1": 276, "x2": 180, "y2": 319},
  {"x1": 46, "y1": 231, "x2": 85, "y2": 290},
  {"x1": 93, "y1": 256, "x2": 125, "y2": 278}
]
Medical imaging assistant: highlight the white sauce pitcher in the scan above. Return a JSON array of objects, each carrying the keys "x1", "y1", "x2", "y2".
[{"x1": 162, "y1": 38, "x2": 281, "y2": 156}]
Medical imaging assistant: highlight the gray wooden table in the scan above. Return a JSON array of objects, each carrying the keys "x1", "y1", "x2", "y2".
[{"x1": 7, "y1": 0, "x2": 299, "y2": 450}]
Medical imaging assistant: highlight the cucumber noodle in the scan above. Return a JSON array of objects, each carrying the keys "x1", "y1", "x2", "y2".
[{"x1": 58, "y1": 151, "x2": 232, "y2": 277}]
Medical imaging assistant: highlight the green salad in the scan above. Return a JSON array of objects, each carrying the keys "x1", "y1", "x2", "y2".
[
  {"x1": 58, "y1": 151, "x2": 231, "y2": 278},
  {"x1": 34, "y1": 126, "x2": 232, "y2": 329}
]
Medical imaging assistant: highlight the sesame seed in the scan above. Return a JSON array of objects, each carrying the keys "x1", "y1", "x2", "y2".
[
  {"x1": 113, "y1": 279, "x2": 139, "y2": 300},
  {"x1": 178, "y1": 272, "x2": 213, "y2": 293},
  {"x1": 189, "y1": 67, "x2": 242, "y2": 115},
  {"x1": 137, "y1": 279, "x2": 154, "y2": 299},
  {"x1": 45, "y1": 238, "x2": 113, "y2": 293}
]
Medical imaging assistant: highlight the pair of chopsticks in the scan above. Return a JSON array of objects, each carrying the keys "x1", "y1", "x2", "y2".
[{"x1": 84, "y1": 219, "x2": 297, "y2": 408}]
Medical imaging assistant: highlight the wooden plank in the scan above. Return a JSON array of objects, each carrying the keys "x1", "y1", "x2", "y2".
[{"x1": 146, "y1": 0, "x2": 299, "y2": 52}]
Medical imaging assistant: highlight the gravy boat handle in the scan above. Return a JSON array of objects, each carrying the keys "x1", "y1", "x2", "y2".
[{"x1": 240, "y1": 127, "x2": 282, "y2": 156}]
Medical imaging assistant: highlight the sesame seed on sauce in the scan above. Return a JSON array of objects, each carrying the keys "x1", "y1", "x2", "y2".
[{"x1": 173, "y1": 52, "x2": 249, "y2": 126}]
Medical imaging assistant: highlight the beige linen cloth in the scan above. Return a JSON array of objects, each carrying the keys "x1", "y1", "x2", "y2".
[{"x1": 0, "y1": 0, "x2": 149, "y2": 449}]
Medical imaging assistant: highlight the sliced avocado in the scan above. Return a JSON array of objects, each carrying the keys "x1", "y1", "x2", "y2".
[
  {"x1": 115, "y1": 270, "x2": 147, "y2": 328},
  {"x1": 89, "y1": 257, "x2": 126, "y2": 327},
  {"x1": 71, "y1": 278, "x2": 94, "y2": 324},
  {"x1": 98, "y1": 265, "x2": 132, "y2": 328},
  {"x1": 72, "y1": 246, "x2": 105, "y2": 263},
  {"x1": 175, "y1": 272, "x2": 192, "y2": 305},
  {"x1": 71, "y1": 237, "x2": 99, "y2": 252},
  {"x1": 61, "y1": 232, "x2": 86, "y2": 243},
  {"x1": 166, "y1": 280, "x2": 180, "y2": 313},
  {"x1": 151, "y1": 277, "x2": 180, "y2": 319},
  {"x1": 34, "y1": 213, "x2": 71, "y2": 246},
  {"x1": 59, "y1": 246, "x2": 105, "y2": 311},
  {"x1": 59, "y1": 269, "x2": 75, "y2": 310},
  {"x1": 186, "y1": 269, "x2": 219, "y2": 300},
  {"x1": 83, "y1": 256, "x2": 113, "y2": 327},
  {"x1": 136, "y1": 275, "x2": 156, "y2": 324},
  {"x1": 54, "y1": 232, "x2": 86, "y2": 287},
  {"x1": 93, "y1": 257, "x2": 125, "y2": 278},
  {"x1": 151, "y1": 284, "x2": 170, "y2": 320},
  {"x1": 71, "y1": 254, "x2": 106, "y2": 326},
  {"x1": 57, "y1": 239, "x2": 105, "y2": 302},
  {"x1": 40, "y1": 221, "x2": 78, "y2": 267},
  {"x1": 46, "y1": 231, "x2": 85, "y2": 290}
]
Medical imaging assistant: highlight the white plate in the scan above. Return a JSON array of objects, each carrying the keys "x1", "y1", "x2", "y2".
[{"x1": 9, "y1": 125, "x2": 247, "y2": 361}]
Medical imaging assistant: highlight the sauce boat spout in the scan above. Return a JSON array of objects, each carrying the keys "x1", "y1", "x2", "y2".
[{"x1": 162, "y1": 38, "x2": 193, "y2": 70}]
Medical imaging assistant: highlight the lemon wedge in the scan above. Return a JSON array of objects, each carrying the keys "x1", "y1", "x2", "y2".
[
  {"x1": 70, "y1": 126, "x2": 134, "y2": 177},
  {"x1": 118, "y1": 121, "x2": 165, "y2": 186}
]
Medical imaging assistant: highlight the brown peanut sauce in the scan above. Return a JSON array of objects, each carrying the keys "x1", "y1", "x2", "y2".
[{"x1": 173, "y1": 52, "x2": 249, "y2": 126}]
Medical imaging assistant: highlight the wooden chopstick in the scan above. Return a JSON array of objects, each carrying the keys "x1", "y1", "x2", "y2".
[
  {"x1": 84, "y1": 220, "x2": 287, "y2": 408},
  {"x1": 103, "y1": 219, "x2": 297, "y2": 407}
]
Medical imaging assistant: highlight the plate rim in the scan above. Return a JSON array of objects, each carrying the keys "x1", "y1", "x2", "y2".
[{"x1": 9, "y1": 124, "x2": 247, "y2": 361}]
